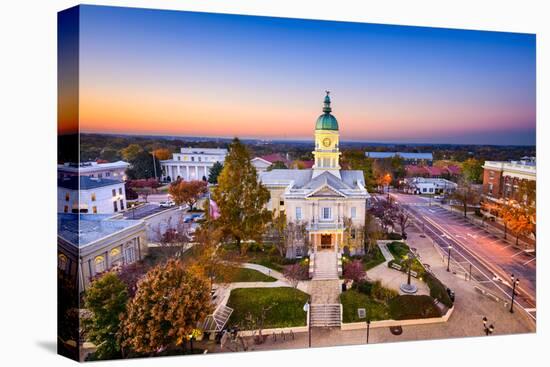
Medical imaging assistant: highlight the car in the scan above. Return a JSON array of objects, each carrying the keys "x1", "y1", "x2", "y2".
[
  {"x1": 191, "y1": 213, "x2": 204, "y2": 222},
  {"x1": 159, "y1": 200, "x2": 175, "y2": 208}
]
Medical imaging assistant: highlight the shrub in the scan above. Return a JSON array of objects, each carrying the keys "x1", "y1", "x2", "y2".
[
  {"x1": 353, "y1": 280, "x2": 373, "y2": 296},
  {"x1": 371, "y1": 280, "x2": 399, "y2": 303},
  {"x1": 387, "y1": 232, "x2": 403, "y2": 240},
  {"x1": 343, "y1": 260, "x2": 366, "y2": 282},
  {"x1": 424, "y1": 272, "x2": 454, "y2": 308},
  {"x1": 389, "y1": 295, "x2": 442, "y2": 320}
]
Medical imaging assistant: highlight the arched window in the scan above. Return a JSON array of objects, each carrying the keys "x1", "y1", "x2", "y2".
[
  {"x1": 58, "y1": 254, "x2": 68, "y2": 272},
  {"x1": 95, "y1": 256, "x2": 106, "y2": 273}
]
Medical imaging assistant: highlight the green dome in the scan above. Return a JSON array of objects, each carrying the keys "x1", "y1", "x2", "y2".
[
  {"x1": 316, "y1": 113, "x2": 339, "y2": 130},
  {"x1": 315, "y1": 91, "x2": 339, "y2": 130}
]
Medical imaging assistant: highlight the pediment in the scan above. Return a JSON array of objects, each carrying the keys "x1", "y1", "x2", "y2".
[{"x1": 307, "y1": 184, "x2": 346, "y2": 198}]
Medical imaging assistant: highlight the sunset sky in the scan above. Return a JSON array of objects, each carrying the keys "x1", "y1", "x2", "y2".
[{"x1": 60, "y1": 5, "x2": 536, "y2": 145}]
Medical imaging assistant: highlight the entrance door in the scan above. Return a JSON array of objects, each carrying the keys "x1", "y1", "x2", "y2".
[{"x1": 320, "y1": 234, "x2": 332, "y2": 249}]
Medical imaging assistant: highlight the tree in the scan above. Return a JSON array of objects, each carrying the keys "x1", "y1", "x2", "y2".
[
  {"x1": 508, "y1": 208, "x2": 535, "y2": 247},
  {"x1": 153, "y1": 148, "x2": 171, "y2": 161},
  {"x1": 283, "y1": 263, "x2": 307, "y2": 288},
  {"x1": 462, "y1": 158, "x2": 483, "y2": 184},
  {"x1": 168, "y1": 180, "x2": 207, "y2": 211},
  {"x1": 269, "y1": 210, "x2": 288, "y2": 257},
  {"x1": 121, "y1": 144, "x2": 142, "y2": 162},
  {"x1": 341, "y1": 150, "x2": 376, "y2": 191},
  {"x1": 452, "y1": 176, "x2": 480, "y2": 218},
  {"x1": 267, "y1": 161, "x2": 287, "y2": 171},
  {"x1": 393, "y1": 206, "x2": 411, "y2": 238},
  {"x1": 343, "y1": 260, "x2": 366, "y2": 282},
  {"x1": 212, "y1": 138, "x2": 272, "y2": 255},
  {"x1": 120, "y1": 259, "x2": 212, "y2": 355},
  {"x1": 126, "y1": 150, "x2": 161, "y2": 180},
  {"x1": 208, "y1": 161, "x2": 224, "y2": 184},
  {"x1": 83, "y1": 272, "x2": 128, "y2": 360},
  {"x1": 343, "y1": 217, "x2": 365, "y2": 255}
]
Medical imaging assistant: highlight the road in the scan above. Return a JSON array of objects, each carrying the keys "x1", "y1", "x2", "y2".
[{"x1": 383, "y1": 192, "x2": 536, "y2": 321}]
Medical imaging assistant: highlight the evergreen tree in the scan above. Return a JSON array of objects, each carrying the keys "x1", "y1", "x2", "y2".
[
  {"x1": 212, "y1": 138, "x2": 272, "y2": 254},
  {"x1": 208, "y1": 161, "x2": 224, "y2": 184}
]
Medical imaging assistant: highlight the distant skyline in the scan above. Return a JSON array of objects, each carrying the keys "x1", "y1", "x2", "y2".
[{"x1": 60, "y1": 5, "x2": 536, "y2": 145}]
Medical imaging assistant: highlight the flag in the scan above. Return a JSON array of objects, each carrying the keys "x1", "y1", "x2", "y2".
[{"x1": 209, "y1": 199, "x2": 220, "y2": 220}]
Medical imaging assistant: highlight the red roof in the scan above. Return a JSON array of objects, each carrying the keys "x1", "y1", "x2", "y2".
[
  {"x1": 260, "y1": 153, "x2": 289, "y2": 164},
  {"x1": 405, "y1": 165, "x2": 428, "y2": 176},
  {"x1": 425, "y1": 166, "x2": 444, "y2": 176},
  {"x1": 446, "y1": 165, "x2": 462, "y2": 175}
]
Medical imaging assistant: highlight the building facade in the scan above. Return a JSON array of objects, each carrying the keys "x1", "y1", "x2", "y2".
[
  {"x1": 160, "y1": 147, "x2": 227, "y2": 182},
  {"x1": 58, "y1": 160, "x2": 129, "y2": 181},
  {"x1": 58, "y1": 214, "x2": 148, "y2": 291},
  {"x1": 482, "y1": 158, "x2": 536, "y2": 204},
  {"x1": 403, "y1": 177, "x2": 457, "y2": 195},
  {"x1": 260, "y1": 92, "x2": 369, "y2": 257},
  {"x1": 58, "y1": 176, "x2": 127, "y2": 214}
]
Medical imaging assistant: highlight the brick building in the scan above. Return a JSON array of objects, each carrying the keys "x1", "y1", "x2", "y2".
[{"x1": 482, "y1": 157, "x2": 536, "y2": 204}]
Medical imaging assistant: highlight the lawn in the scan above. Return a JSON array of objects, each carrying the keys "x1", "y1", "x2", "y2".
[
  {"x1": 362, "y1": 246, "x2": 386, "y2": 270},
  {"x1": 387, "y1": 241, "x2": 425, "y2": 276},
  {"x1": 220, "y1": 242, "x2": 301, "y2": 272},
  {"x1": 340, "y1": 290, "x2": 391, "y2": 323},
  {"x1": 227, "y1": 287, "x2": 309, "y2": 329},
  {"x1": 222, "y1": 267, "x2": 277, "y2": 283}
]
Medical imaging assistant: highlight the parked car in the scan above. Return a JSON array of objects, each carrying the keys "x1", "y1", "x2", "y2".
[
  {"x1": 159, "y1": 200, "x2": 175, "y2": 208},
  {"x1": 191, "y1": 213, "x2": 205, "y2": 222}
]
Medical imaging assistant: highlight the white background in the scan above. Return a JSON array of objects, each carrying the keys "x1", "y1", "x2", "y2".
[{"x1": 0, "y1": 0, "x2": 547, "y2": 366}]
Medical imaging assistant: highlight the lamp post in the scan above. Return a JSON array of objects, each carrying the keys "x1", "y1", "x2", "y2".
[
  {"x1": 482, "y1": 316, "x2": 494, "y2": 336},
  {"x1": 446, "y1": 245, "x2": 452, "y2": 272},
  {"x1": 366, "y1": 319, "x2": 371, "y2": 344},
  {"x1": 510, "y1": 274, "x2": 519, "y2": 313},
  {"x1": 304, "y1": 299, "x2": 311, "y2": 347}
]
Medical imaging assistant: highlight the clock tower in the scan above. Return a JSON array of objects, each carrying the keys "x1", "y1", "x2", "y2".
[{"x1": 312, "y1": 91, "x2": 341, "y2": 179}]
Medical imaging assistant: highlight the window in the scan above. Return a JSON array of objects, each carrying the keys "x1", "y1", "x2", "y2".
[
  {"x1": 296, "y1": 207, "x2": 302, "y2": 220},
  {"x1": 113, "y1": 201, "x2": 118, "y2": 212},
  {"x1": 98, "y1": 173, "x2": 103, "y2": 178},
  {"x1": 422, "y1": 188, "x2": 427, "y2": 193},
  {"x1": 63, "y1": 205, "x2": 68, "y2": 213},
  {"x1": 280, "y1": 200, "x2": 285, "y2": 207},
  {"x1": 488, "y1": 183, "x2": 494, "y2": 191},
  {"x1": 351, "y1": 228, "x2": 356, "y2": 239},
  {"x1": 65, "y1": 192, "x2": 70, "y2": 201},
  {"x1": 322, "y1": 207, "x2": 332, "y2": 220},
  {"x1": 91, "y1": 193, "x2": 96, "y2": 201},
  {"x1": 110, "y1": 248, "x2": 122, "y2": 265},
  {"x1": 429, "y1": 188, "x2": 434, "y2": 193},
  {"x1": 191, "y1": 156, "x2": 195, "y2": 162},
  {"x1": 92, "y1": 206, "x2": 97, "y2": 214},
  {"x1": 112, "y1": 189, "x2": 116, "y2": 197},
  {"x1": 351, "y1": 207, "x2": 357, "y2": 219},
  {"x1": 106, "y1": 172, "x2": 111, "y2": 177},
  {"x1": 58, "y1": 254, "x2": 68, "y2": 272},
  {"x1": 124, "y1": 246, "x2": 136, "y2": 264},
  {"x1": 198, "y1": 157, "x2": 202, "y2": 162},
  {"x1": 177, "y1": 156, "x2": 181, "y2": 161},
  {"x1": 94, "y1": 256, "x2": 106, "y2": 273},
  {"x1": 119, "y1": 187, "x2": 123, "y2": 195},
  {"x1": 120, "y1": 199, "x2": 124, "y2": 210}
]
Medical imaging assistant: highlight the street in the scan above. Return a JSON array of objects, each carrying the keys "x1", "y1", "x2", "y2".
[{"x1": 386, "y1": 192, "x2": 536, "y2": 320}]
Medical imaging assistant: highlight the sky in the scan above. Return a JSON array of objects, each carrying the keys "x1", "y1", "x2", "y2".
[{"x1": 59, "y1": 5, "x2": 536, "y2": 145}]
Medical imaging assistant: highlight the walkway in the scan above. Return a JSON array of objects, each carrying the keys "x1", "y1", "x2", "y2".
[{"x1": 312, "y1": 251, "x2": 339, "y2": 280}]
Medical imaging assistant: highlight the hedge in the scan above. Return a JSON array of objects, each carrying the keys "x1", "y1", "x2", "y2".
[
  {"x1": 424, "y1": 272, "x2": 453, "y2": 308},
  {"x1": 388, "y1": 295, "x2": 442, "y2": 320}
]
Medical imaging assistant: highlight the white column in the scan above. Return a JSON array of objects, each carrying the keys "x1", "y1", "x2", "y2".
[
  {"x1": 186, "y1": 166, "x2": 189, "y2": 180},
  {"x1": 177, "y1": 165, "x2": 182, "y2": 179},
  {"x1": 195, "y1": 166, "x2": 199, "y2": 180}
]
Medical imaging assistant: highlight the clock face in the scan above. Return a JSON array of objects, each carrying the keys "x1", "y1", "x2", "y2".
[{"x1": 322, "y1": 138, "x2": 331, "y2": 147}]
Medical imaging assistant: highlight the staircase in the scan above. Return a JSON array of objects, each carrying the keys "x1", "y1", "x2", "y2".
[
  {"x1": 312, "y1": 251, "x2": 339, "y2": 280},
  {"x1": 310, "y1": 304, "x2": 341, "y2": 327}
]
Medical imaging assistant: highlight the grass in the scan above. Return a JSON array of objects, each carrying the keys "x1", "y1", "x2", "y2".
[
  {"x1": 388, "y1": 295, "x2": 442, "y2": 320},
  {"x1": 221, "y1": 267, "x2": 277, "y2": 283},
  {"x1": 387, "y1": 241, "x2": 425, "y2": 277},
  {"x1": 340, "y1": 290, "x2": 391, "y2": 323},
  {"x1": 361, "y1": 246, "x2": 386, "y2": 270},
  {"x1": 227, "y1": 287, "x2": 309, "y2": 329},
  {"x1": 220, "y1": 242, "x2": 300, "y2": 272}
]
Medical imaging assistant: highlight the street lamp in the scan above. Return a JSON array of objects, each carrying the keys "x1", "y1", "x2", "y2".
[
  {"x1": 510, "y1": 274, "x2": 520, "y2": 313},
  {"x1": 446, "y1": 245, "x2": 453, "y2": 272},
  {"x1": 482, "y1": 316, "x2": 494, "y2": 336},
  {"x1": 303, "y1": 299, "x2": 311, "y2": 347}
]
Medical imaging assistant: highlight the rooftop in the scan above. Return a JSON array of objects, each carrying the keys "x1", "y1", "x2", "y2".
[
  {"x1": 58, "y1": 176, "x2": 124, "y2": 190},
  {"x1": 58, "y1": 213, "x2": 143, "y2": 248},
  {"x1": 58, "y1": 160, "x2": 129, "y2": 173}
]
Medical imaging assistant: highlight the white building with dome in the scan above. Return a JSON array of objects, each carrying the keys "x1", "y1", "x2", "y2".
[{"x1": 259, "y1": 92, "x2": 369, "y2": 258}]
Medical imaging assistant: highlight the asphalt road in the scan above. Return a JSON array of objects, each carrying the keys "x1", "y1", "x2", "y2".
[
  {"x1": 122, "y1": 202, "x2": 174, "y2": 220},
  {"x1": 381, "y1": 192, "x2": 536, "y2": 321}
]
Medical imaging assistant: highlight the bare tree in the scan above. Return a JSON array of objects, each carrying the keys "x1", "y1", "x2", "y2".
[
  {"x1": 393, "y1": 206, "x2": 411, "y2": 238},
  {"x1": 453, "y1": 176, "x2": 481, "y2": 218}
]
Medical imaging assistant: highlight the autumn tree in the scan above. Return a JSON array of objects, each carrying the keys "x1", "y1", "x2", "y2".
[
  {"x1": 121, "y1": 144, "x2": 142, "y2": 162},
  {"x1": 343, "y1": 260, "x2": 366, "y2": 282},
  {"x1": 120, "y1": 259, "x2": 212, "y2": 355},
  {"x1": 208, "y1": 161, "x2": 224, "y2": 184},
  {"x1": 168, "y1": 180, "x2": 207, "y2": 211},
  {"x1": 212, "y1": 138, "x2": 272, "y2": 254},
  {"x1": 153, "y1": 148, "x2": 172, "y2": 161},
  {"x1": 83, "y1": 272, "x2": 128, "y2": 360},
  {"x1": 508, "y1": 208, "x2": 535, "y2": 247},
  {"x1": 343, "y1": 217, "x2": 365, "y2": 255},
  {"x1": 267, "y1": 161, "x2": 288, "y2": 171},
  {"x1": 283, "y1": 263, "x2": 308, "y2": 288},
  {"x1": 462, "y1": 158, "x2": 483, "y2": 184}
]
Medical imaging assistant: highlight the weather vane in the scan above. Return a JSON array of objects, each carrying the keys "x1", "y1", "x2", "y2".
[{"x1": 325, "y1": 90, "x2": 330, "y2": 95}]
